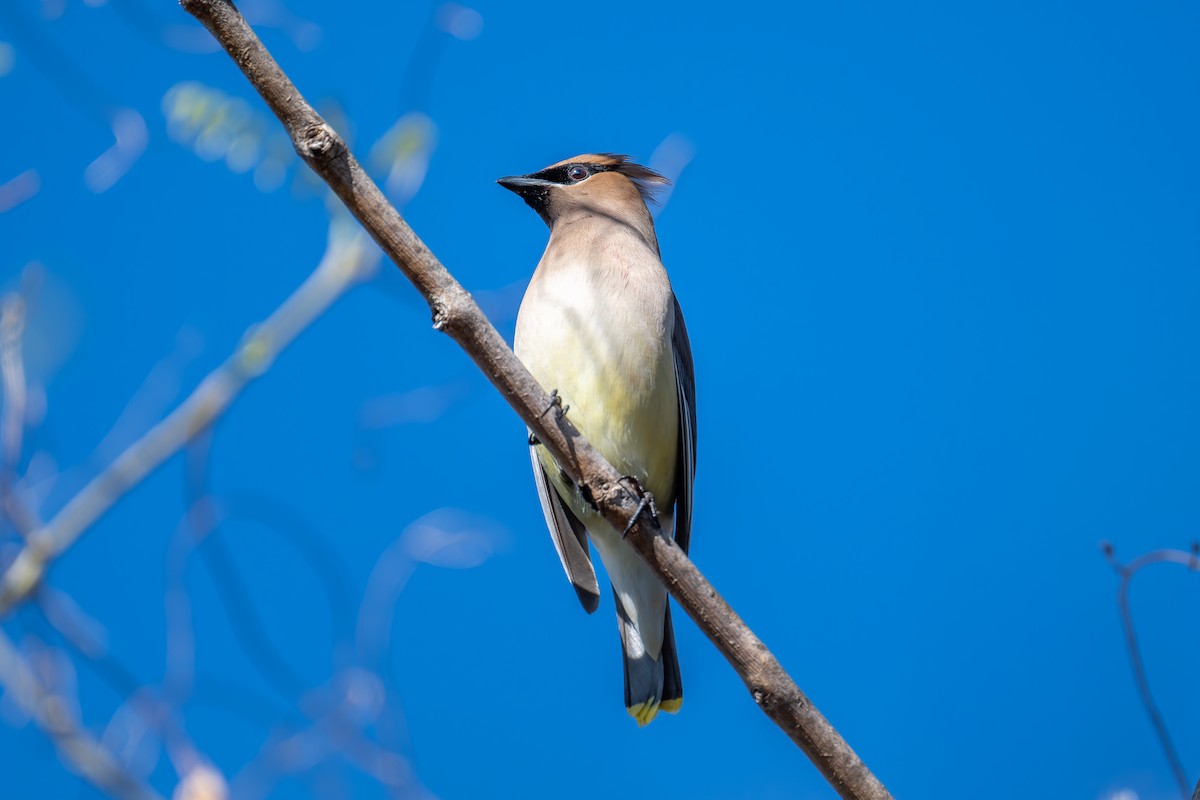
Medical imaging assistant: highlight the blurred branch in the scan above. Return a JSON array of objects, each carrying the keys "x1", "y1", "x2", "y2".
[
  {"x1": 229, "y1": 667, "x2": 418, "y2": 800},
  {"x1": 0, "y1": 628, "x2": 165, "y2": 800},
  {"x1": 1, "y1": 293, "x2": 28, "y2": 485},
  {"x1": 111, "y1": 0, "x2": 321, "y2": 54},
  {"x1": 646, "y1": 132, "x2": 695, "y2": 217},
  {"x1": 0, "y1": 1, "x2": 147, "y2": 192},
  {"x1": 180, "y1": 438, "x2": 307, "y2": 701},
  {"x1": 27, "y1": 584, "x2": 221, "y2": 790},
  {"x1": 0, "y1": 281, "x2": 41, "y2": 541},
  {"x1": 169, "y1": 442, "x2": 423, "y2": 796},
  {"x1": 0, "y1": 169, "x2": 41, "y2": 213},
  {"x1": 10, "y1": 454, "x2": 228, "y2": 797},
  {"x1": 177, "y1": 2, "x2": 891, "y2": 798},
  {"x1": 395, "y1": 2, "x2": 481, "y2": 112},
  {"x1": 1102, "y1": 541, "x2": 1199, "y2": 799},
  {"x1": 0, "y1": 218, "x2": 380, "y2": 616}
]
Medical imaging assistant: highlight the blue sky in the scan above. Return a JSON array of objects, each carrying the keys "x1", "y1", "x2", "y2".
[{"x1": 1, "y1": 1, "x2": 1198, "y2": 798}]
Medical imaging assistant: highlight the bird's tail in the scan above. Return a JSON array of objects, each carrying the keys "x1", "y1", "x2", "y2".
[
  {"x1": 660, "y1": 605, "x2": 683, "y2": 713},
  {"x1": 617, "y1": 597, "x2": 683, "y2": 726}
]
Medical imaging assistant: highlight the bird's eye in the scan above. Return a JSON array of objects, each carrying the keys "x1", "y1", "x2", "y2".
[{"x1": 567, "y1": 165, "x2": 589, "y2": 182}]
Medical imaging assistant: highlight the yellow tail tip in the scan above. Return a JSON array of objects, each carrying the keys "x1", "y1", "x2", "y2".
[
  {"x1": 627, "y1": 700, "x2": 660, "y2": 726},
  {"x1": 628, "y1": 695, "x2": 682, "y2": 725}
]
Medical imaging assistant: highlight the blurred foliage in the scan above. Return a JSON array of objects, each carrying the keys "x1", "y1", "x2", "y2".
[{"x1": 164, "y1": 81, "x2": 296, "y2": 193}]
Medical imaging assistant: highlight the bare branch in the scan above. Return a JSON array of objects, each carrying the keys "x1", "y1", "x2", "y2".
[
  {"x1": 176, "y1": 2, "x2": 891, "y2": 797},
  {"x1": 1, "y1": 293, "x2": 28, "y2": 485},
  {"x1": 0, "y1": 220, "x2": 379, "y2": 615}
]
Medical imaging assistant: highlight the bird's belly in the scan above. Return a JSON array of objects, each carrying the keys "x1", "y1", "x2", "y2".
[{"x1": 515, "y1": 284, "x2": 678, "y2": 506}]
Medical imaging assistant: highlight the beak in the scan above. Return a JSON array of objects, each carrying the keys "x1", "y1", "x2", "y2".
[{"x1": 497, "y1": 175, "x2": 553, "y2": 196}]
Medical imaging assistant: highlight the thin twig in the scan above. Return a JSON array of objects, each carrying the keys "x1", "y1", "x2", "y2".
[
  {"x1": 176, "y1": 2, "x2": 890, "y2": 797},
  {"x1": 1102, "y1": 541, "x2": 1199, "y2": 799},
  {"x1": 19, "y1": 507, "x2": 225, "y2": 795},
  {"x1": 0, "y1": 628, "x2": 166, "y2": 800}
]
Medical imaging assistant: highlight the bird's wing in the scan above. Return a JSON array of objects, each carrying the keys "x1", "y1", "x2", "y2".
[
  {"x1": 671, "y1": 293, "x2": 697, "y2": 555},
  {"x1": 529, "y1": 442, "x2": 601, "y2": 613}
]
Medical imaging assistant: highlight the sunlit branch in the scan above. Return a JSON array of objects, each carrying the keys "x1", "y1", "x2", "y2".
[{"x1": 1, "y1": 293, "x2": 28, "y2": 485}]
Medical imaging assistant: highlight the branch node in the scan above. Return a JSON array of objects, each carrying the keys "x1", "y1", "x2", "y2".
[
  {"x1": 430, "y1": 286, "x2": 473, "y2": 334},
  {"x1": 295, "y1": 122, "x2": 345, "y2": 165},
  {"x1": 0, "y1": 548, "x2": 46, "y2": 614}
]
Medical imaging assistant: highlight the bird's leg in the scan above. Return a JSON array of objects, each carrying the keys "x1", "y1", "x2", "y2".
[
  {"x1": 539, "y1": 388, "x2": 570, "y2": 419},
  {"x1": 618, "y1": 476, "x2": 659, "y2": 538}
]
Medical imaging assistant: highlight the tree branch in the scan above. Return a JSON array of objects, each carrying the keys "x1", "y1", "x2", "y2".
[
  {"x1": 0, "y1": 220, "x2": 378, "y2": 614},
  {"x1": 174, "y1": 2, "x2": 892, "y2": 797}
]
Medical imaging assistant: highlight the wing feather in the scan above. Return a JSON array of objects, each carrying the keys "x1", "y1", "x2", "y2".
[
  {"x1": 670, "y1": 294, "x2": 697, "y2": 555},
  {"x1": 529, "y1": 442, "x2": 600, "y2": 613}
]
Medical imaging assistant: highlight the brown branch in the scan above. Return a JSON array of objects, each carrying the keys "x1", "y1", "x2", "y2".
[{"x1": 176, "y1": 2, "x2": 891, "y2": 797}]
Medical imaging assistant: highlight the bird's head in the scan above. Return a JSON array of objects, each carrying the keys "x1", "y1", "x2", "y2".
[{"x1": 497, "y1": 153, "x2": 668, "y2": 229}]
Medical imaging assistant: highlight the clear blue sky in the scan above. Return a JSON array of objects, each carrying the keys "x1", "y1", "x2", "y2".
[{"x1": 1, "y1": 1, "x2": 1198, "y2": 798}]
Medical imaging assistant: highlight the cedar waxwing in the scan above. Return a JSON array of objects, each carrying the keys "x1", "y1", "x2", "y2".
[{"x1": 499, "y1": 154, "x2": 697, "y2": 726}]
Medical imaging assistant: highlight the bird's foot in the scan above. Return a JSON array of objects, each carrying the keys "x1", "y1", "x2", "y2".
[
  {"x1": 539, "y1": 388, "x2": 569, "y2": 419},
  {"x1": 528, "y1": 432, "x2": 540, "y2": 446},
  {"x1": 619, "y1": 476, "x2": 659, "y2": 538}
]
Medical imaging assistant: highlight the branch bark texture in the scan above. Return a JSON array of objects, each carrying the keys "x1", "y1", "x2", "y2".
[{"x1": 178, "y1": 3, "x2": 892, "y2": 798}]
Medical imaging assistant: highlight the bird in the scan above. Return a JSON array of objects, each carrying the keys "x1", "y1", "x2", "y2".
[{"x1": 499, "y1": 153, "x2": 696, "y2": 726}]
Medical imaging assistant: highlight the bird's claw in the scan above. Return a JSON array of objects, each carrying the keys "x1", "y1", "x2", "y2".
[
  {"x1": 539, "y1": 389, "x2": 569, "y2": 419},
  {"x1": 619, "y1": 477, "x2": 658, "y2": 538}
]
